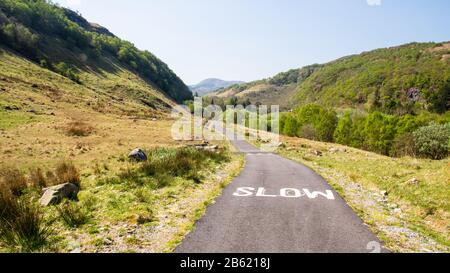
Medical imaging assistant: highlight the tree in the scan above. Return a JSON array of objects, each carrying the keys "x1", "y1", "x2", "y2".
[
  {"x1": 362, "y1": 112, "x2": 398, "y2": 155},
  {"x1": 334, "y1": 111, "x2": 353, "y2": 145},
  {"x1": 283, "y1": 115, "x2": 299, "y2": 137},
  {"x1": 295, "y1": 104, "x2": 337, "y2": 142},
  {"x1": 413, "y1": 123, "x2": 450, "y2": 160}
]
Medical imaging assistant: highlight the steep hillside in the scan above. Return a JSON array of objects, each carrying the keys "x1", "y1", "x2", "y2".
[
  {"x1": 209, "y1": 65, "x2": 321, "y2": 110},
  {"x1": 189, "y1": 78, "x2": 245, "y2": 96},
  {"x1": 0, "y1": 0, "x2": 192, "y2": 105},
  {"x1": 296, "y1": 42, "x2": 450, "y2": 115},
  {"x1": 211, "y1": 42, "x2": 449, "y2": 115}
]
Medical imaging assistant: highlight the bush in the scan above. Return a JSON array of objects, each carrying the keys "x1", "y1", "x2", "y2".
[
  {"x1": 56, "y1": 201, "x2": 89, "y2": 228},
  {"x1": 334, "y1": 111, "x2": 353, "y2": 145},
  {"x1": 282, "y1": 115, "x2": 299, "y2": 137},
  {"x1": 66, "y1": 121, "x2": 93, "y2": 137},
  {"x1": 0, "y1": 191, "x2": 51, "y2": 252},
  {"x1": 362, "y1": 111, "x2": 398, "y2": 155},
  {"x1": 391, "y1": 133, "x2": 416, "y2": 157},
  {"x1": 0, "y1": 167, "x2": 28, "y2": 196},
  {"x1": 28, "y1": 168, "x2": 47, "y2": 189},
  {"x1": 142, "y1": 148, "x2": 228, "y2": 179},
  {"x1": 54, "y1": 162, "x2": 81, "y2": 187},
  {"x1": 299, "y1": 124, "x2": 317, "y2": 140},
  {"x1": 52, "y1": 62, "x2": 80, "y2": 83},
  {"x1": 413, "y1": 123, "x2": 450, "y2": 160},
  {"x1": 295, "y1": 104, "x2": 337, "y2": 142},
  {"x1": 118, "y1": 147, "x2": 229, "y2": 188}
]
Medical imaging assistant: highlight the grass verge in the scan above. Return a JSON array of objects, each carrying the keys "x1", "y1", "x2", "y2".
[{"x1": 266, "y1": 136, "x2": 449, "y2": 253}]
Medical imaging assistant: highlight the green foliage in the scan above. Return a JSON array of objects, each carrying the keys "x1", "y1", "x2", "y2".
[
  {"x1": 361, "y1": 112, "x2": 398, "y2": 155},
  {"x1": 392, "y1": 133, "x2": 416, "y2": 158},
  {"x1": 282, "y1": 115, "x2": 299, "y2": 137},
  {"x1": 331, "y1": 109, "x2": 450, "y2": 157},
  {"x1": 269, "y1": 65, "x2": 322, "y2": 86},
  {"x1": 0, "y1": 22, "x2": 39, "y2": 57},
  {"x1": 294, "y1": 104, "x2": 338, "y2": 142},
  {"x1": 0, "y1": 192, "x2": 51, "y2": 252},
  {"x1": 53, "y1": 62, "x2": 80, "y2": 83},
  {"x1": 280, "y1": 105, "x2": 338, "y2": 142},
  {"x1": 141, "y1": 148, "x2": 228, "y2": 181},
  {"x1": 113, "y1": 147, "x2": 229, "y2": 188},
  {"x1": 56, "y1": 201, "x2": 90, "y2": 228},
  {"x1": 0, "y1": 0, "x2": 191, "y2": 102},
  {"x1": 334, "y1": 111, "x2": 353, "y2": 145},
  {"x1": 413, "y1": 123, "x2": 450, "y2": 160},
  {"x1": 296, "y1": 42, "x2": 450, "y2": 114}
]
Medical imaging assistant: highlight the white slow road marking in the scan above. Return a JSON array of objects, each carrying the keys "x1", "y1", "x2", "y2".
[{"x1": 233, "y1": 187, "x2": 335, "y2": 200}]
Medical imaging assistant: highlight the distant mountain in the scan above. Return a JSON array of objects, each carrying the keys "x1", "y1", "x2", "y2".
[
  {"x1": 208, "y1": 65, "x2": 322, "y2": 110},
  {"x1": 189, "y1": 79, "x2": 245, "y2": 96}
]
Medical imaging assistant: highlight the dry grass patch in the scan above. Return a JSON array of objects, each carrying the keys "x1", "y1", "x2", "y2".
[
  {"x1": 273, "y1": 135, "x2": 450, "y2": 252},
  {"x1": 0, "y1": 179, "x2": 52, "y2": 252},
  {"x1": 66, "y1": 121, "x2": 94, "y2": 137}
]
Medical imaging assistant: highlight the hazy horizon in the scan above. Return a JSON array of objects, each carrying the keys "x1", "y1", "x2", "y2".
[{"x1": 53, "y1": 0, "x2": 450, "y2": 85}]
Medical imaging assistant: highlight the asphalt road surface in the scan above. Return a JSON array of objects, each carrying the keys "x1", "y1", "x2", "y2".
[{"x1": 176, "y1": 139, "x2": 386, "y2": 253}]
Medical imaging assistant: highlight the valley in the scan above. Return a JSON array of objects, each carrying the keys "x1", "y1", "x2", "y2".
[{"x1": 0, "y1": 0, "x2": 448, "y2": 255}]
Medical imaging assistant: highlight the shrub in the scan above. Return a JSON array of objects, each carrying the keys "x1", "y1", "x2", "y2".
[
  {"x1": 66, "y1": 121, "x2": 93, "y2": 137},
  {"x1": 119, "y1": 147, "x2": 229, "y2": 188},
  {"x1": 391, "y1": 133, "x2": 416, "y2": 157},
  {"x1": 334, "y1": 111, "x2": 353, "y2": 145},
  {"x1": 28, "y1": 168, "x2": 47, "y2": 189},
  {"x1": 362, "y1": 111, "x2": 398, "y2": 155},
  {"x1": 0, "y1": 192, "x2": 51, "y2": 252},
  {"x1": 142, "y1": 147, "x2": 226, "y2": 179},
  {"x1": 295, "y1": 104, "x2": 337, "y2": 142},
  {"x1": 0, "y1": 167, "x2": 28, "y2": 197},
  {"x1": 54, "y1": 162, "x2": 81, "y2": 187},
  {"x1": 413, "y1": 123, "x2": 450, "y2": 160},
  {"x1": 52, "y1": 62, "x2": 80, "y2": 83},
  {"x1": 282, "y1": 115, "x2": 299, "y2": 137},
  {"x1": 299, "y1": 124, "x2": 317, "y2": 140},
  {"x1": 56, "y1": 201, "x2": 89, "y2": 228}
]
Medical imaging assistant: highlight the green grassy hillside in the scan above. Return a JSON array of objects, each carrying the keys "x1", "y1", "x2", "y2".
[
  {"x1": 209, "y1": 65, "x2": 321, "y2": 110},
  {"x1": 0, "y1": 0, "x2": 192, "y2": 104},
  {"x1": 296, "y1": 42, "x2": 450, "y2": 115},
  {"x1": 212, "y1": 42, "x2": 449, "y2": 116}
]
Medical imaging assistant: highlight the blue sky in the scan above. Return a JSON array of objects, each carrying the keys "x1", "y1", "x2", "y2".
[{"x1": 53, "y1": 0, "x2": 450, "y2": 84}]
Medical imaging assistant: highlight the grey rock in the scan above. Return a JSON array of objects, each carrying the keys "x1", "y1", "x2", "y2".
[
  {"x1": 39, "y1": 183, "x2": 79, "y2": 206},
  {"x1": 128, "y1": 148, "x2": 147, "y2": 162}
]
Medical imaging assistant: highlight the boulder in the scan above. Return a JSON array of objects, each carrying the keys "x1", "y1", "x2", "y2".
[
  {"x1": 311, "y1": 150, "x2": 323, "y2": 157},
  {"x1": 39, "y1": 183, "x2": 79, "y2": 206},
  {"x1": 128, "y1": 148, "x2": 148, "y2": 162}
]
